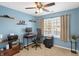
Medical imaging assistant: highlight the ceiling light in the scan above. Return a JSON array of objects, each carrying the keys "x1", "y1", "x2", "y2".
[{"x1": 40, "y1": 9, "x2": 43, "y2": 13}]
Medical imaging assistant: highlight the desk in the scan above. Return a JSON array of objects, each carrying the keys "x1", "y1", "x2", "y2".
[{"x1": 23, "y1": 34, "x2": 36, "y2": 50}]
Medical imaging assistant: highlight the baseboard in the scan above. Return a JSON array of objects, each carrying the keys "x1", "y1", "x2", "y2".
[
  {"x1": 54, "y1": 45, "x2": 79, "y2": 53},
  {"x1": 24, "y1": 43, "x2": 79, "y2": 53}
]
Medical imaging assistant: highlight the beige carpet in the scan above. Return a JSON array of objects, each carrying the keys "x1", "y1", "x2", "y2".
[{"x1": 14, "y1": 44, "x2": 79, "y2": 56}]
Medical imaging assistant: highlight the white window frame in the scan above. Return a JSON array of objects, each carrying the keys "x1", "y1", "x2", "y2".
[{"x1": 43, "y1": 17, "x2": 61, "y2": 38}]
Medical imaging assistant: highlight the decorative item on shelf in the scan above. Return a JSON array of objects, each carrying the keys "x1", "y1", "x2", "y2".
[
  {"x1": 71, "y1": 35, "x2": 77, "y2": 54},
  {"x1": 0, "y1": 15, "x2": 14, "y2": 19},
  {"x1": 29, "y1": 20, "x2": 36, "y2": 23},
  {"x1": 16, "y1": 20, "x2": 26, "y2": 25}
]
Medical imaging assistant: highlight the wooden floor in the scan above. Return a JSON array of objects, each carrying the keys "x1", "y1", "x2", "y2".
[{"x1": 14, "y1": 44, "x2": 79, "y2": 56}]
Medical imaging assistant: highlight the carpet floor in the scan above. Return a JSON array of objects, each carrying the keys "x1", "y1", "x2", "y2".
[{"x1": 14, "y1": 44, "x2": 79, "y2": 56}]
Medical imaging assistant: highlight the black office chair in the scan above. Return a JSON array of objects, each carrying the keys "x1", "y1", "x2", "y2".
[{"x1": 32, "y1": 28, "x2": 42, "y2": 50}]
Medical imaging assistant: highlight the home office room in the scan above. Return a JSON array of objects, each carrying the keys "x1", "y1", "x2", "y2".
[{"x1": 0, "y1": 0, "x2": 79, "y2": 56}]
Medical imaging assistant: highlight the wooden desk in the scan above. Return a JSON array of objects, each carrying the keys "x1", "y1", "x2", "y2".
[{"x1": 23, "y1": 34, "x2": 36, "y2": 50}]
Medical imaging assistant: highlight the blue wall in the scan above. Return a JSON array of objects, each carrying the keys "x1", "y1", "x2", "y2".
[
  {"x1": 37, "y1": 8, "x2": 79, "y2": 51},
  {"x1": 0, "y1": 5, "x2": 79, "y2": 51},
  {"x1": 0, "y1": 5, "x2": 37, "y2": 48}
]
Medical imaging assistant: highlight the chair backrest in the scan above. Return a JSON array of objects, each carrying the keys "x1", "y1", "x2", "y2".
[{"x1": 36, "y1": 28, "x2": 42, "y2": 41}]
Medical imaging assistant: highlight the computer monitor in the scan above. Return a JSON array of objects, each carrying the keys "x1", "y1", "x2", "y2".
[{"x1": 25, "y1": 28, "x2": 32, "y2": 32}]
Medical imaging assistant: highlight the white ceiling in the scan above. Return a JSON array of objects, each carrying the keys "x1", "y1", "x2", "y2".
[{"x1": 0, "y1": 2, "x2": 79, "y2": 16}]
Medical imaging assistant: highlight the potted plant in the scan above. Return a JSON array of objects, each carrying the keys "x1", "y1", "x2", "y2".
[
  {"x1": 71, "y1": 35, "x2": 77, "y2": 54},
  {"x1": 72, "y1": 35, "x2": 77, "y2": 42}
]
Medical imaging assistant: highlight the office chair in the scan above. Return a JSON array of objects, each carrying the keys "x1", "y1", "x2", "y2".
[{"x1": 32, "y1": 28, "x2": 42, "y2": 50}]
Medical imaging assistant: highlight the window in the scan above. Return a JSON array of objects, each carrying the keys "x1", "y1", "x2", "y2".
[{"x1": 43, "y1": 17, "x2": 61, "y2": 38}]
